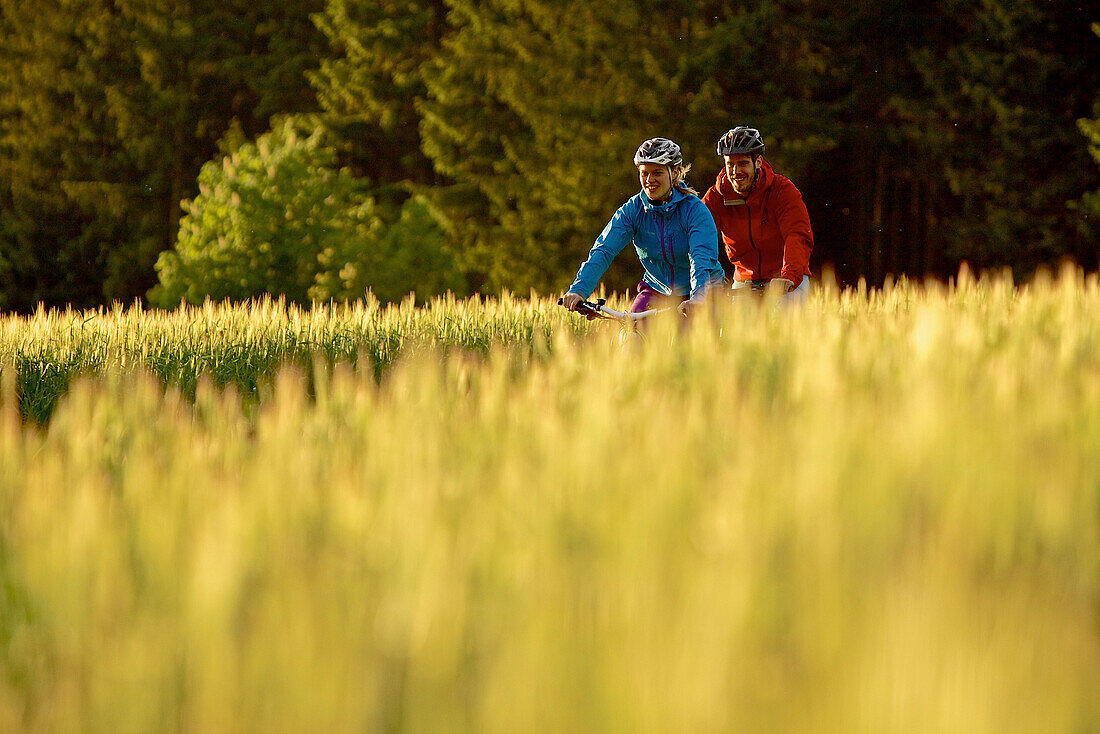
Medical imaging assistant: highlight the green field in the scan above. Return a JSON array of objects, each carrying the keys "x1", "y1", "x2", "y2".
[{"x1": 1, "y1": 271, "x2": 1098, "y2": 734}]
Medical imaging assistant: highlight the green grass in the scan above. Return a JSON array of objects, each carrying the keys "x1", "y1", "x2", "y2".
[
  {"x1": 1, "y1": 292, "x2": 577, "y2": 425},
  {"x1": 0, "y1": 271, "x2": 1098, "y2": 733}
]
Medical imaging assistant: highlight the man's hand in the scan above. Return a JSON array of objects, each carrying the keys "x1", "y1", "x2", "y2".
[{"x1": 767, "y1": 278, "x2": 795, "y2": 295}]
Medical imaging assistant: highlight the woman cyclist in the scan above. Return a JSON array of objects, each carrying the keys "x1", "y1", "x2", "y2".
[
  {"x1": 702, "y1": 126, "x2": 814, "y2": 301},
  {"x1": 560, "y1": 137, "x2": 725, "y2": 318}
]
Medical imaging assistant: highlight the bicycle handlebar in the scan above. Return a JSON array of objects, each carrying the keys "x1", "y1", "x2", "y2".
[
  {"x1": 730, "y1": 280, "x2": 770, "y2": 297},
  {"x1": 558, "y1": 297, "x2": 668, "y2": 323}
]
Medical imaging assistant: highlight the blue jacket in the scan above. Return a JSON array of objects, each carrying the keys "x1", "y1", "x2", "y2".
[{"x1": 568, "y1": 187, "x2": 725, "y2": 300}]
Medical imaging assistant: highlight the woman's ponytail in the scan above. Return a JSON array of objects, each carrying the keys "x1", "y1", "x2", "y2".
[{"x1": 671, "y1": 164, "x2": 699, "y2": 197}]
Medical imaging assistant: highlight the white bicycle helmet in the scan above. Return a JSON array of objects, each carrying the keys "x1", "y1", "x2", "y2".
[
  {"x1": 717, "y1": 127, "x2": 765, "y2": 156},
  {"x1": 633, "y1": 137, "x2": 683, "y2": 167}
]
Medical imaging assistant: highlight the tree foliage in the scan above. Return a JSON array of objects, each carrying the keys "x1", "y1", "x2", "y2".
[
  {"x1": 1073, "y1": 23, "x2": 1100, "y2": 258},
  {"x1": 308, "y1": 0, "x2": 446, "y2": 188},
  {"x1": 151, "y1": 120, "x2": 462, "y2": 307},
  {"x1": 900, "y1": 1, "x2": 1100, "y2": 273},
  {"x1": 0, "y1": 0, "x2": 325, "y2": 311}
]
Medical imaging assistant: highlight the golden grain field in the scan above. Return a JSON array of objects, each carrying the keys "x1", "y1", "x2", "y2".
[{"x1": 1, "y1": 271, "x2": 1098, "y2": 734}]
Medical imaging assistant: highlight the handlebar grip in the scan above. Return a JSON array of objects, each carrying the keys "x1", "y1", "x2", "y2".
[{"x1": 559, "y1": 295, "x2": 604, "y2": 320}]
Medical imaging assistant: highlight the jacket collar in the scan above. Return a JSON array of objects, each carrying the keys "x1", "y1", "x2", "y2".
[
  {"x1": 639, "y1": 185, "x2": 690, "y2": 213},
  {"x1": 714, "y1": 157, "x2": 773, "y2": 201}
]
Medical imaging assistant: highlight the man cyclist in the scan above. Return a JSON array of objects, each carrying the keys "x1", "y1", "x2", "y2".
[{"x1": 702, "y1": 126, "x2": 814, "y2": 300}]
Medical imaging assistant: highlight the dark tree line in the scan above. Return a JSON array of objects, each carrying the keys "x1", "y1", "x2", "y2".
[
  {"x1": 0, "y1": 0, "x2": 325, "y2": 310},
  {"x1": 1, "y1": 0, "x2": 1098, "y2": 310}
]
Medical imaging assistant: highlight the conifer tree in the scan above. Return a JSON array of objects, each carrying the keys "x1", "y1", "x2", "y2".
[
  {"x1": 903, "y1": 0, "x2": 1100, "y2": 274},
  {"x1": 0, "y1": 0, "x2": 325, "y2": 310},
  {"x1": 308, "y1": 0, "x2": 447, "y2": 190},
  {"x1": 0, "y1": 0, "x2": 119, "y2": 308},
  {"x1": 1074, "y1": 23, "x2": 1100, "y2": 260}
]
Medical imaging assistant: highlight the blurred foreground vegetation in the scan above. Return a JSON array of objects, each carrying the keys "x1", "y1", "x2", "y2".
[{"x1": 0, "y1": 272, "x2": 1098, "y2": 733}]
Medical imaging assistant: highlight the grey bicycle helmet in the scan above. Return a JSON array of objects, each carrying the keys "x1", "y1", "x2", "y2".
[
  {"x1": 716, "y1": 127, "x2": 765, "y2": 156},
  {"x1": 633, "y1": 137, "x2": 683, "y2": 167}
]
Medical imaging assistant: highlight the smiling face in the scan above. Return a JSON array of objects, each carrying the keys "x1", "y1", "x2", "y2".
[
  {"x1": 724, "y1": 154, "x2": 759, "y2": 195},
  {"x1": 638, "y1": 163, "x2": 673, "y2": 201}
]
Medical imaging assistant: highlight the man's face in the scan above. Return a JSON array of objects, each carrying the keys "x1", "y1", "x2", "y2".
[
  {"x1": 638, "y1": 163, "x2": 672, "y2": 201},
  {"x1": 724, "y1": 154, "x2": 757, "y2": 194}
]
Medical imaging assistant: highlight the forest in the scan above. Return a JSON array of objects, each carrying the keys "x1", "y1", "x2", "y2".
[{"x1": 1, "y1": 0, "x2": 1098, "y2": 311}]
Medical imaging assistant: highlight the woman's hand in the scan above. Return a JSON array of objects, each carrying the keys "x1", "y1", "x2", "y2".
[
  {"x1": 560, "y1": 292, "x2": 598, "y2": 320},
  {"x1": 677, "y1": 298, "x2": 703, "y2": 317},
  {"x1": 560, "y1": 292, "x2": 583, "y2": 311}
]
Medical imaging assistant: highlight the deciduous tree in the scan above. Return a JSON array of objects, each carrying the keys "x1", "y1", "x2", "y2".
[{"x1": 152, "y1": 120, "x2": 462, "y2": 306}]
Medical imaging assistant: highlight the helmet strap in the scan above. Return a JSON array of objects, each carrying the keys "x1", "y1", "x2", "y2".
[
  {"x1": 748, "y1": 159, "x2": 761, "y2": 193},
  {"x1": 660, "y1": 169, "x2": 674, "y2": 202}
]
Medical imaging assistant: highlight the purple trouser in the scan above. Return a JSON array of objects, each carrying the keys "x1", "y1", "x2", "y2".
[{"x1": 629, "y1": 280, "x2": 686, "y2": 313}]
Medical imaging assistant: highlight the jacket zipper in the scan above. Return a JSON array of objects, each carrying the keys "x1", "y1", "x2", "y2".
[
  {"x1": 667, "y1": 215, "x2": 677, "y2": 295},
  {"x1": 744, "y1": 201, "x2": 762, "y2": 276},
  {"x1": 658, "y1": 213, "x2": 674, "y2": 296}
]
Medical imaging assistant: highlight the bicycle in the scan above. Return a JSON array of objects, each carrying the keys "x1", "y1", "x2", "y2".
[{"x1": 558, "y1": 297, "x2": 674, "y2": 343}]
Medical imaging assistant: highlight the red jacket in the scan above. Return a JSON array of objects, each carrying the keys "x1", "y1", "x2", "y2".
[{"x1": 702, "y1": 159, "x2": 814, "y2": 288}]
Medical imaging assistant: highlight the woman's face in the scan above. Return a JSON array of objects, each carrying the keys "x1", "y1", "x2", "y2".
[{"x1": 638, "y1": 163, "x2": 672, "y2": 201}]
